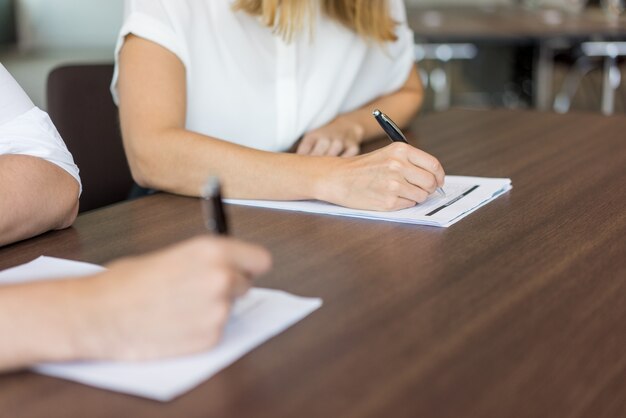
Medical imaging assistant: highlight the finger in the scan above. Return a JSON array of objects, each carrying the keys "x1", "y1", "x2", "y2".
[
  {"x1": 393, "y1": 180, "x2": 431, "y2": 205},
  {"x1": 230, "y1": 270, "x2": 253, "y2": 298},
  {"x1": 401, "y1": 164, "x2": 439, "y2": 195},
  {"x1": 405, "y1": 147, "x2": 446, "y2": 187},
  {"x1": 327, "y1": 139, "x2": 344, "y2": 156},
  {"x1": 205, "y1": 302, "x2": 230, "y2": 347},
  {"x1": 340, "y1": 143, "x2": 360, "y2": 158},
  {"x1": 310, "y1": 137, "x2": 331, "y2": 156},
  {"x1": 296, "y1": 136, "x2": 316, "y2": 155},
  {"x1": 378, "y1": 195, "x2": 417, "y2": 212},
  {"x1": 192, "y1": 237, "x2": 272, "y2": 278},
  {"x1": 203, "y1": 266, "x2": 249, "y2": 304},
  {"x1": 219, "y1": 239, "x2": 273, "y2": 277},
  {"x1": 395, "y1": 197, "x2": 418, "y2": 210}
]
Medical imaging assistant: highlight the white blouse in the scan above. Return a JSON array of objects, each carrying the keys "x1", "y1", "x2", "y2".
[
  {"x1": 112, "y1": 0, "x2": 415, "y2": 152},
  {"x1": 0, "y1": 64, "x2": 82, "y2": 191}
]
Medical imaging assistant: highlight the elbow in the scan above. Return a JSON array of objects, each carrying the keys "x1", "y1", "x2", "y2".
[
  {"x1": 126, "y1": 151, "x2": 160, "y2": 191},
  {"x1": 120, "y1": 119, "x2": 164, "y2": 191},
  {"x1": 409, "y1": 85, "x2": 424, "y2": 117},
  {"x1": 406, "y1": 66, "x2": 425, "y2": 118},
  {"x1": 55, "y1": 181, "x2": 80, "y2": 230},
  {"x1": 122, "y1": 128, "x2": 195, "y2": 196},
  {"x1": 122, "y1": 133, "x2": 159, "y2": 190},
  {"x1": 129, "y1": 164, "x2": 151, "y2": 190},
  {"x1": 123, "y1": 131, "x2": 188, "y2": 194},
  {"x1": 58, "y1": 199, "x2": 79, "y2": 230}
]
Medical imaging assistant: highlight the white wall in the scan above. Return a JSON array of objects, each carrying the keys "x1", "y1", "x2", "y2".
[
  {"x1": 2, "y1": 0, "x2": 123, "y2": 107},
  {"x1": 15, "y1": 0, "x2": 123, "y2": 50}
]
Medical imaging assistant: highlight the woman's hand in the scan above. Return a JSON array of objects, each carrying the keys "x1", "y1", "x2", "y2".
[
  {"x1": 316, "y1": 142, "x2": 445, "y2": 212},
  {"x1": 71, "y1": 236, "x2": 272, "y2": 362},
  {"x1": 297, "y1": 117, "x2": 365, "y2": 157}
]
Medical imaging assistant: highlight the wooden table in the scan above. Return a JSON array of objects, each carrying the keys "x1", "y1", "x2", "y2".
[{"x1": 0, "y1": 109, "x2": 625, "y2": 417}]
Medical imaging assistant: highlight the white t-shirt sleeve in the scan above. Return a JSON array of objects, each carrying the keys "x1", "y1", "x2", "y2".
[
  {"x1": 0, "y1": 64, "x2": 82, "y2": 194},
  {"x1": 111, "y1": 0, "x2": 188, "y2": 104}
]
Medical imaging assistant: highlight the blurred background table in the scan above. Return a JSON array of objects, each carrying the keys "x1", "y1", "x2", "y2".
[{"x1": 407, "y1": 4, "x2": 626, "y2": 112}]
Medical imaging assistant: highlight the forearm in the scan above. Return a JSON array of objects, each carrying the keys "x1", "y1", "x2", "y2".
[
  {"x1": 0, "y1": 279, "x2": 85, "y2": 371},
  {"x1": 121, "y1": 73, "x2": 421, "y2": 200},
  {"x1": 124, "y1": 127, "x2": 331, "y2": 200},
  {"x1": 0, "y1": 155, "x2": 79, "y2": 247},
  {"x1": 118, "y1": 35, "x2": 326, "y2": 200}
]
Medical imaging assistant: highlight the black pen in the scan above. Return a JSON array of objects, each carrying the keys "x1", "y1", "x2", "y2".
[
  {"x1": 201, "y1": 176, "x2": 229, "y2": 235},
  {"x1": 373, "y1": 109, "x2": 445, "y2": 197}
]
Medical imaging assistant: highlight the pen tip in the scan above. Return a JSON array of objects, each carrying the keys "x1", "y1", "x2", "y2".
[{"x1": 372, "y1": 109, "x2": 381, "y2": 117}]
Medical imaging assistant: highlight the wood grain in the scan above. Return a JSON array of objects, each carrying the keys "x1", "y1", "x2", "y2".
[{"x1": 0, "y1": 109, "x2": 624, "y2": 418}]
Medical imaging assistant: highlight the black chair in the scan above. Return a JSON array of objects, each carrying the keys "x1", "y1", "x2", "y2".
[{"x1": 47, "y1": 64, "x2": 134, "y2": 213}]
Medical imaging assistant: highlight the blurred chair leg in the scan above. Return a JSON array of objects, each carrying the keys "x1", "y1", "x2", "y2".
[
  {"x1": 554, "y1": 56, "x2": 595, "y2": 114},
  {"x1": 419, "y1": 67, "x2": 429, "y2": 90},
  {"x1": 414, "y1": 43, "x2": 477, "y2": 112},
  {"x1": 430, "y1": 66, "x2": 451, "y2": 111},
  {"x1": 535, "y1": 43, "x2": 555, "y2": 111},
  {"x1": 601, "y1": 55, "x2": 621, "y2": 115},
  {"x1": 581, "y1": 42, "x2": 626, "y2": 115}
]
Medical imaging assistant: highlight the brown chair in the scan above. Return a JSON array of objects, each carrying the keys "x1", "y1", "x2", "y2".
[{"x1": 47, "y1": 64, "x2": 134, "y2": 213}]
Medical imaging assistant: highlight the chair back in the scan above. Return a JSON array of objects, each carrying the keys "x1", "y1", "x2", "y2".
[{"x1": 47, "y1": 64, "x2": 133, "y2": 212}]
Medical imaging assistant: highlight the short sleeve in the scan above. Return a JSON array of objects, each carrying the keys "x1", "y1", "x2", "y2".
[
  {"x1": 111, "y1": 0, "x2": 189, "y2": 104},
  {"x1": 0, "y1": 108, "x2": 82, "y2": 195}
]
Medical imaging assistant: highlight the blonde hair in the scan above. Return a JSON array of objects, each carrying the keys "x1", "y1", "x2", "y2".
[{"x1": 232, "y1": 0, "x2": 397, "y2": 42}]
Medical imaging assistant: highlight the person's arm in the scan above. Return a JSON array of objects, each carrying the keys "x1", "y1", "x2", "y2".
[
  {"x1": 118, "y1": 35, "x2": 444, "y2": 211},
  {"x1": 296, "y1": 65, "x2": 423, "y2": 157},
  {"x1": 0, "y1": 236, "x2": 271, "y2": 371},
  {"x1": 0, "y1": 154, "x2": 79, "y2": 247}
]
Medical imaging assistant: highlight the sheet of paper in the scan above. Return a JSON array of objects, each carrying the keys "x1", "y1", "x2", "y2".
[
  {"x1": 0, "y1": 257, "x2": 322, "y2": 401},
  {"x1": 227, "y1": 176, "x2": 512, "y2": 227}
]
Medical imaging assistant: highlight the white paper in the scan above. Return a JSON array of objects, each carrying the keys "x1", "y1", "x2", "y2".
[
  {"x1": 0, "y1": 257, "x2": 322, "y2": 401},
  {"x1": 227, "y1": 176, "x2": 512, "y2": 228}
]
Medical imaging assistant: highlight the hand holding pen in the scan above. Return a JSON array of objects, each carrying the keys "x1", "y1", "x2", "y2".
[
  {"x1": 201, "y1": 176, "x2": 274, "y2": 291},
  {"x1": 373, "y1": 109, "x2": 446, "y2": 197},
  {"x1": 315, "y1": 118, "x2": 445, "y2": 212}
]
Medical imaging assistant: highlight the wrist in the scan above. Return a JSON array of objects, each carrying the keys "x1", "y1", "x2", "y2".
[
  {"x1": 306, "y1": 156, "x2": 343, "y2": 203},
  {"x1": 62, "y1": 273, "x2": 117, "y2": 361}
]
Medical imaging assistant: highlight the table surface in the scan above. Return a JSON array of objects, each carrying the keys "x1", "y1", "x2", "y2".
[
  {"x1": 407, "y1": 5, "x2": 626, "y2": 42},
  {"x1": 0, "y1": 109, "x2": 625, "y2": 418}
]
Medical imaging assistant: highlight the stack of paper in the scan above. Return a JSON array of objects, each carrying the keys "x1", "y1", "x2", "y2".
[
  {"x1": 227, "y1": 176, "x2": 512, "y2": 227},
  {"x1": 0, "y1": 257, "x2": 322, "y2": 401}
]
